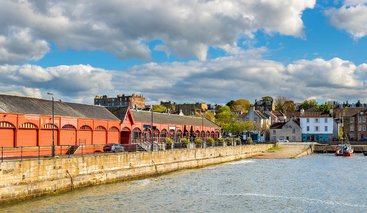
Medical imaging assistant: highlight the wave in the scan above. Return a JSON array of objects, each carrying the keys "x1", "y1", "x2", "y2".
[
  {"x1": 219, "y1": 193, "x2": 366, "y2": 208},
  {"x1": 226, "y1": 160, "x2": 256, "y2": 165}
]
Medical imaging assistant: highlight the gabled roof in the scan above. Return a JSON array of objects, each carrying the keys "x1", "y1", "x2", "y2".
[
  {"x1": 255, "y1": 110, "x2": 268, "y2": 119},
  {"x1": 301, "y1": 111, "x2": 331, "y2": 118},
  {"x1": 0, "y1": 94, "x2": 119, "y2": 120},
  {"x1": 131, "y1": 110, "x2": 220, "y2": 128},
  {"x1": 270, "y1": 119, "x2": 300, "y2": 129},
  {"x1": 270, "y1": 122, "x2": 286, "y2": 129}
]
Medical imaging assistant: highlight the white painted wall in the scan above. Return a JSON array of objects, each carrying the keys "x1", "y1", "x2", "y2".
[{"x1": 300, "y1": 117, "x2": 333, "y2": 134}]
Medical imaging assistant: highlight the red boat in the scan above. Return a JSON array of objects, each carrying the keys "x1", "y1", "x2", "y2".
[{"x1": 335, "y1": 144, "x2": 353, "y2": 157}]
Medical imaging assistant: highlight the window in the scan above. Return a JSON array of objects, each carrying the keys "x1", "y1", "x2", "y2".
[
  {"x1": 363, "y1": 125, "x2": 367, "y2": 131},
  {"x1": 325, "y1": 118, "x2": 328, "y2": 123},
  {"x1": 272, "y1": 136, "x2": 276, "y2": 141},
  {"x1": 273, "y1": 130, "x2": 276, "y2": 134},
  {"x1": 292, "y1": 128, "x2": 295, "y2": 134},
  {"x1": 350, "y1": 126, "x2": 354, "y2": 132},
  {"x1": 315, "y1": 126, "x2": 319, "y2": 132},
  {"x1": 306, "y1": 118, "x2": 310, "y2": 123},
  {"x1": 307, "y1": 126, "x2": 310, "y2": 132},
  {"x1": 325, "y1": 126, "x2": 328, "y2": 132},
  {"x1": 363, "y1": 117, "x2": 366, "y2": 123},
  {"x1": 358, "y1": 117, "x2": 362, "y2": 123},
  {"x1": 315, "y1": 118, "x2": 319, "y2": 123},
  {"x1": 350, "y1": 117, "x2": 355, "y2": 123},
  {"x1": 358, "y1": 125, "x2": 362, "y2": 131}
]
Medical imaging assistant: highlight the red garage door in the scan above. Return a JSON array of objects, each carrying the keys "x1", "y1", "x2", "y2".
[
  {"x1": 78, "y1": 128, "x2": 92, "y2": 145},
  {"x1": 60, "y1": 125, "x2": 77, "y2": 145},
  {"x1": 93, "y1": 126, "x2": 107, "y2": 144},
  {"x1": 108, "y1": 127, "x2": 119, "y2": 144},
  {"x1": 18, "y1": 129, "x2": 37, "y2": 146},
  {"x1": 39, "y1": 129, "x2": 58, "y2": 146},
  {"x1": 0, "y1": 129, "x2": 14, "y2": 147}
]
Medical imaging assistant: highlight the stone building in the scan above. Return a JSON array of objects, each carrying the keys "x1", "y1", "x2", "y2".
[
  {"x1": 94, "y1": 94, "x2": 145, "y2": 109},
  {"x1": 349, "y1": 109, "x2": 367, "y2": 141},
  {"x1": 254, "y1": 97, "x2": 275, "y2": 112},
  {"x1": 270, "y1": 119, "x2": 301, "y2": 142},
  {"x1": 177, "y1": 103, "x2": 208, "y2": 115}
]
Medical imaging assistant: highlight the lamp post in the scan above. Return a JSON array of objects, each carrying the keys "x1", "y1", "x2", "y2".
[
  {"x1": 151, "y1": 105, "x2": 154, "y2": 152},
  {"x1": 47, "y1": 92, "x2": 55, "y2": 157}
]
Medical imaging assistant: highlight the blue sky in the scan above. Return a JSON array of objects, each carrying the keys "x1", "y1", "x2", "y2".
[{"x1": 1, "y1": 0, "x2": 367, "y2": 104}]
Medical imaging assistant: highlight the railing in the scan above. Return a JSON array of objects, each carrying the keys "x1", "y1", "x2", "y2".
[{"x1": 0, "y1": 138, "x2": 268, "y2": 162}]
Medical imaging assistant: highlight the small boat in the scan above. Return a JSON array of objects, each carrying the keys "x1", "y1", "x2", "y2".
[
  {"x1": 335, "y1": 144, "x2": 353, "y2": 157},
  {"x1": 363, "y1": 151, "x2": 367, "y2": 156}
]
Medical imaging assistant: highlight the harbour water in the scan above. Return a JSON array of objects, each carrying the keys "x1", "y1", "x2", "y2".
[{"x1": 2, "y1": 154, "x2": 366, "y2": 212}]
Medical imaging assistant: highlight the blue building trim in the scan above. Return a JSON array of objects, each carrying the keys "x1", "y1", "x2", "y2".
[{"x1": 302, "y1": 134, "x2": 331, "y2": 142}]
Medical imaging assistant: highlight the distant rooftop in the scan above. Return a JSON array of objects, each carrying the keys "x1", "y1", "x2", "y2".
[{"x1": 0, "y1": 94, "x2": 119, "y2": 120}]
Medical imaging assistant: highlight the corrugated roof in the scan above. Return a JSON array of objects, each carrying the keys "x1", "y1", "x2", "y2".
[
  {"x1": 131, "y1": 110, "x2": 220, "y2": 128},
  {"x1": 0, "y1": 94, "x2": 119, "y2": 120}
]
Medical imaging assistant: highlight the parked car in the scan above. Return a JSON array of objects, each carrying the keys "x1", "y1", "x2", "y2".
[
  {"x1": 103, "y1": 143, "x2": 124, "y2": 152},
  {"x1": 277, "y1": 139, "x2": 289, "y2": 143}
]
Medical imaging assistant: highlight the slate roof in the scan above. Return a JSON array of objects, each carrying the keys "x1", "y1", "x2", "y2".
[
  {"x1": 0, "y1": 94, "x2": 119, "y2": 120},
  {"x1": 301, "y1": 111, "x2": 331, "y2": 118},
  {"x1": 270, "y1": 122, "x2": 286, "y2": 129},
  {"x1": 131, "y1": 110, "x2": 220, "y2": 128}
]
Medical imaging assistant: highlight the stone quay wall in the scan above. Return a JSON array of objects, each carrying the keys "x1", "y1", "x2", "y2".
[{"x1": 0, "y1": 144, "x2": 272, "y2": 204}]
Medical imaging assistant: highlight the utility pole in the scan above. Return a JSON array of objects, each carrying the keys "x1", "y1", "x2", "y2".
[
  {"x1": 47, "y1": 92, "x2": 55, "y2": 157},
  {"x1": 151, "y1": 105, "x2": 154, "y2": 151}
]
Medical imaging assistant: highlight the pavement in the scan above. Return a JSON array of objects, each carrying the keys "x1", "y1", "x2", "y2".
[{"x1": 251, "y1": 142, "x2": 315, "y2": 159}]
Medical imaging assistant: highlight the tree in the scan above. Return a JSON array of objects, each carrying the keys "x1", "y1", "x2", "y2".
[
  {"x1": 283, "y1": 100, "x2": 296, "y2": 112},
  {"x1": 231, "y1": 99, "x2": 251, "y2": 113},
  {"x1": 275, "y1": 96, "x2": 288, "y2": 111},
  {"x1": 153, "y1": 105, "x2": 167, "y2": 113},
  {"x1": 318, "y1": 103, "x2": 332, "y2": 113},
  {"x1": 299, "y1": 99, "x2": 318, "y2": 111}
]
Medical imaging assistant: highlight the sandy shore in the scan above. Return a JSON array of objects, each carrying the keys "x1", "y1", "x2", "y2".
[{"x1": 251, "y1": 142, "x2": 314, "y2": 159}]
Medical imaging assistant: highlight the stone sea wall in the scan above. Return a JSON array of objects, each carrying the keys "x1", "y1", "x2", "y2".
[{"x1": 0, "y1": 144, "x2": 272, "y2": 204}]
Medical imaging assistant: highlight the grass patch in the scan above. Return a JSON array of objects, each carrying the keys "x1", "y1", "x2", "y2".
[{"x1": 267, "y1": 145, "x2": 282, "y2": 152}]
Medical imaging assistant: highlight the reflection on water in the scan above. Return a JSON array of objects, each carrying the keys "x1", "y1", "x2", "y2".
[{"x1": 2, "y1": 154, "x2": 367, "y2": 213}]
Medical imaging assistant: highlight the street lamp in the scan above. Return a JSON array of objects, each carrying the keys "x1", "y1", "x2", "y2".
[{"x1": 47, "y1": 92, "x2": 55, "y2": 157}]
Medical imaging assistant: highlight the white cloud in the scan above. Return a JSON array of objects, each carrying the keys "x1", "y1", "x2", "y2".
[
  {"x1": 0, "y1": 64, "x2": 113, "y2": 102},
  {"x1": 0, "y1": 0, "x2": 315, "y2": 64},
  {"x1": 326, "y1": 2, "x2": 367, "y2": 39},
  {"x1": 1, "y1": 53, "x2": 366, "y2": 104}
]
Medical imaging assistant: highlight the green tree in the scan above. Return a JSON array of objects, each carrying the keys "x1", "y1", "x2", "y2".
[
  {"x1": 231, "y1": 99, "x2": 251, "y2": 113},
  {"x1": 299, "y1": 99, "x2": 318, "y2": 111},
  {"x1": 283, "y1": 100, "x2": 296, "y2": 112},
  {"x1": 153, "y1": 105, "x2": 167, "y2": 113},
  {"x1": 275, "y1": 96, "x2": 287, "y2": 111},
  {"x1": 318, "y1": 103, "x2": 332, "y2": 113}
]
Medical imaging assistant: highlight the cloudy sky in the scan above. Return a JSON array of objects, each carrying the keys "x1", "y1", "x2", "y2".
[{"x1": 1, "y1": 0, "x2": 367, "y2": 105}]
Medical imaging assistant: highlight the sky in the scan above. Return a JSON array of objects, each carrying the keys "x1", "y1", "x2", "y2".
[{"x1": 1, "y1": 0, "x2": 367, "y2": 105}]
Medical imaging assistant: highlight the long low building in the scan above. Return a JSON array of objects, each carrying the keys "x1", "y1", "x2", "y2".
[
  {"x1": 0, "y1": 94, "x2": 221, "y2": 152},
  {"x1": 0, "y1": 94, "x2": 121, "y2": 147},
  {"x1": 119, "y1": 109, "x2": 221, "y2": 144}
]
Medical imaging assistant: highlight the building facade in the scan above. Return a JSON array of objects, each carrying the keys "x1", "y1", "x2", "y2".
[
  {"x1": 300, "y1": 111, "x2": 333, "y2": 142},
  {"x1": 0, "y1": 95, "x2": 121, "y2": 148},
  {"x1": 349, "y1": 110, "x2": 367, "y2": 141},
  {"x1": 254, "y1": 97, "x2": 275, "y2": 112},
  {"x1": 176, "y1": 103, "x2": 208, "y2": 115},
  {"x1": 94, "y1": 94, "x2": 145, "y2": 109},
  {"x1": 241, "y1": 107, "x2": 271, "y2": 142},
  {"x1": 270, "y1": 119, "x2": 301, "y2": 142},
  {"x1": 119, "y1": 109, "x2": 220, "y2": 144}
]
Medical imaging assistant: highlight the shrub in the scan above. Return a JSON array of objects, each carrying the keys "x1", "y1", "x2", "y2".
[
  {"x1": 180, "y1": 138, "x2": 189, "y2": 145},
  {"x1": 217, "y1": 138, "x2": 224, "y2": 145},
  {"x1": 206, "y1": 137, "x2": 215, "y2": 146},
  {"x1": 247, "y1": 137, "x2": 253, "y2": 144},
  {"x1": 236, "y1": 137, "x2": 241, "y2": 144},
  {"x1": 164, "y1": 137, "x2": 173, "y2": 146},
  {"x1": 194, "y1": 138, "x2": 203, "y2": 145},
  {"x1": 225, "y1": 137, "x2": 232, "y2": 145}
]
